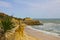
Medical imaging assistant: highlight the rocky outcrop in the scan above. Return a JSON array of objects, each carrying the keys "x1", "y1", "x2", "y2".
[
  {"x1": 24, "y1": 20, "x2": 43, "y2": 25},
  {"x1": 23, "y1": 17, "x2": 43, "y2": 25}
]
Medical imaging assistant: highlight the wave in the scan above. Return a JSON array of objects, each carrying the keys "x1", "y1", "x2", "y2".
[
  {"x1": 27, "y1": 23, "x2": 60, "y2": 37},
  {"x1": 27, "y1": 26, "x2": 60, "y2": 38}
]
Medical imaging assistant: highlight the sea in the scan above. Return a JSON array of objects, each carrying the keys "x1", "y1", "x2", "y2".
[{"x1": 31, "y1": 18, "x2": 60, "y2": 37}]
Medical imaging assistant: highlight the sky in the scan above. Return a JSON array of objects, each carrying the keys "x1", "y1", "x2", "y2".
[{"x1": 0, "y1": 0, "x2": 60, "y2": 18}]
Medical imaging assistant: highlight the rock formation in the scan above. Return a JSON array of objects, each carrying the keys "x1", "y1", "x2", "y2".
[
  {"x1": 23, "y1": 17, "x2": 43, "y2": 25},
  {"x1": 0, "y1": 13, "x2": 43, "y2": 40}
]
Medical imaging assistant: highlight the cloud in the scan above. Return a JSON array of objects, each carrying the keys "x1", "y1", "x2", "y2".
[
  {"x1": 0, "y1": 1, "x2": 14, "y2": 15},
  {"x1": 14, "y1": 0, "x2": 60, "y2": 10},
  {"x1": 0, "y1": 1, "x2": 12, "y2": 8},
  {"x1": 10, "y1": 0, "x2": 60, "y2": 18}
]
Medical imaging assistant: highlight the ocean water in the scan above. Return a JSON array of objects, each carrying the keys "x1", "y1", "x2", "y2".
[{"x1": 32, "y1": 19, "x2": 60, "y2": 36}]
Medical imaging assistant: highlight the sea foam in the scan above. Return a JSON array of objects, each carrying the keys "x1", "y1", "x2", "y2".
[{"x1": 27, "y1": 23, "x2": 60, "y2": 37}]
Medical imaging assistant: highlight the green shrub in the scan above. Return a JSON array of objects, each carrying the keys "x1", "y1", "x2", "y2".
[{"x1": 1, "y1": 16, "x2": 14, "y2": 33}]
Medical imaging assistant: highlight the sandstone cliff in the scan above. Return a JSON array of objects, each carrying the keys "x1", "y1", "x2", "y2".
[
  {"x1": 0, "y1": 13, "x2": 42, "y2": 40},
  {"x1": 23, "y1": 17, "x2": 43, "y2": 25}
]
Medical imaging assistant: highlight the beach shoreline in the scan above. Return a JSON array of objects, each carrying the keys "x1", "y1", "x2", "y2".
[
  {"x1": 27, "y1": 26, "x2": 60, "y2": 37},
  {"x1": 25, "y1": 26, "x2": 60, "y2": 40}
]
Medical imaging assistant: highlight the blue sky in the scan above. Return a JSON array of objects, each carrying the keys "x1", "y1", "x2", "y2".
[{"x1": 0, "y1": 0, "x2": 60, "y2": 18}]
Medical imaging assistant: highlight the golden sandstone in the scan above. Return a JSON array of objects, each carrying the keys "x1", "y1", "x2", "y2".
[{"x1": 0, "y1": 13, "x2": 43, "y2": 40}]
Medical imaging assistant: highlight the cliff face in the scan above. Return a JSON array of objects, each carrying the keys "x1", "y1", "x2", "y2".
[
  {"x1": 5, "y1": 23, "x2": 26, "y2": 40},
  {"x1": 23, "y1": 18, "x2": 43, "y2": 25},
  {"x1": 0, "y1": 13, "x2": 43, "y2": 40},
  {"x1": 5, "y1": 24, "x2": 39, "y2": 40}
]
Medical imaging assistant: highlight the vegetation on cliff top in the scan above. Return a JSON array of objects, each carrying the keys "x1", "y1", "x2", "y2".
[
  {"x1": 0, "y1": 12, "x2": 43, "y2": 32},
  {"x1": 1, "y1": 16, "x2": 14, "y2": 33}
]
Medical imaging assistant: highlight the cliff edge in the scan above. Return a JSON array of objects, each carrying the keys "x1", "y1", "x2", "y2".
[{"x1": 0, "y1": 13, "x2": 42, "y2": 40}]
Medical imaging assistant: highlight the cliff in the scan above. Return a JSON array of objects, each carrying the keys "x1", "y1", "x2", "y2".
[
  {"x1": 0, "y1": 13, "x2": 43, "y2": 25},
  {"x1": 23, "y1": 17, "x2": 43, "y2": 25},
  {"x1": 0, "y1": 13, "x2": 42, "y2": 40}
]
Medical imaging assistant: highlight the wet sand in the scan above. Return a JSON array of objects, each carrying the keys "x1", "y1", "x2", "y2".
[{"x1": 25, "y1": 26, "x2": 60, "y2": 40}]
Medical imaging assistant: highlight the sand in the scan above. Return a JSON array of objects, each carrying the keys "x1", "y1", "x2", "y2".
[
  {"x1": 14, "y1": 30, "x2": 41, "y2": 40},
  {"x1": 25, "y1": 26, "x2": 60, "y2": 40},
  {"x1": 6, "y1": 26, "x2": 60, "y2": 40}
]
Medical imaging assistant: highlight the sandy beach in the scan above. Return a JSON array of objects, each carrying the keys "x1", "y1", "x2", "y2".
[{"x1": 24, "y1": 26, "x2": 60, "y2": 40}]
